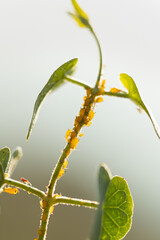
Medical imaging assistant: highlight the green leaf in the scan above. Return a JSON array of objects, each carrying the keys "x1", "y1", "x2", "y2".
[
  {"x1": 100, "y1": 176, "x2": 133, "y2": 240},
  {"x1": 120, "y1": 73, "x2": 160, "y2": 138},
  {"x1": 0, "y1": 147, "x2": 10, "y2": 189},
  {"x1": 69, "y1": 0, "x2": 90, "y2": 28},
  {"x1": 7, "y1": 147, "x2": 23, "y2": 177},
  {"x1": 90, "y1": 163, "x2": 112, "y2": 240},
  {"x1": 0, "y1": 147, "x2": 10, "y2": 174},
  {"x1": 99, "y1": 164, "x2": 112, "y2": 203},
  {"x1": 26, "y1": 58, "x2": 78, "y2": 140}
]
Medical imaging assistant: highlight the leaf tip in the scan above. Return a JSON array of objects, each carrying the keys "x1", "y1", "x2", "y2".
[{"x1": 26, "y1": 131, "x2": 30, "y2": 141}]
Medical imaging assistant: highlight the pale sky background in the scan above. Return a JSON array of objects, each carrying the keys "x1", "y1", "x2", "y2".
[{"x1": 0, "y1": 0, "x2": 160, "y2": 239}]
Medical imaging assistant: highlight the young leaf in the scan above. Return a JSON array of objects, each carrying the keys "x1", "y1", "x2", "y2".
[
  {"x1": 120, "y1": 73, "x2": 160, "y2": 138},
  {"x1": 90, "y1": 163, "x2": 112, "y2": 240},
  {"x1": 69, "y1": 0, "x2": 90, "y2": 28},
  {"x1": 7, "y1": 147, "x2": 23, "y2": 177},
  {"x1": 0, "y1": 147, "x2": 10, "y2": 190},
  {"x1": 100, "y1": 176, "x2": 133, "y2": 240},
  {"x1": 26, "y1": 58, "x2": 78, "y2": 140},
  {"x1": 0, "y1": 147, "x2": 10, "y2": 174},
  {"x1": 98, "y1": 164, "x2": 112, "y2": 203}
]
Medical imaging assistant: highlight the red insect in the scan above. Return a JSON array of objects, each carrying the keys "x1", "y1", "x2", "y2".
[{"x1": 21, "y1": 177, "x2": 31, "y2": 185}]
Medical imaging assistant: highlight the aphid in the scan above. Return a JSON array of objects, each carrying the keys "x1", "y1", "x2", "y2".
[
  {"x1": 58, "y1": 169, "x2": 65, "y2": 179},
  {"x1": 21, "y1": 177, "x2": 31, "y2": 185},
  {"x1": 86, "y1": 88, "x2": 91, "y2": 97},
  {"x1": 40, "y1": 200, "x2": 47, "y2": 209},
  {"x1": 110, "y1": 88, "x2": 120, "y2": 93},
  {"x1": 50, "y1": 205, "x2": 54, "y2": 214},
  {"x1": 65, "y1": 149, "x2": 71, "y2": 157},
  {"x1": 95, "y1": 97, "x2": 103, "y2": 103},
  {"x1": 70, "y1": 137, "x2": 79, "y2": 149},
  {"x1": 63, "y1": 159, "x2": 68, "y2": 169},
  {"x1": 65, "y1": 129, "x2": 72, "y2": 142},
  {"x1": 3, "y1": 187, "x2": 18, "y2": 195},
  {"x1": 86, "y1": 121, "x2": 92, "y2": 127},
  {"x1": 41, "y1": 213, "x2": 47, "y2": 221},
  {"x1": 88, "y1": 110, "x2": 95, "y2": 121},
  {"x1": 79, "y1": 133, "x2": 84, "y2": 137}
]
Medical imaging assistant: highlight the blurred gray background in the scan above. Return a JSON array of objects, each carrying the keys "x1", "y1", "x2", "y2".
[{"x1": 0, "y1": 0, "x2": 160, "y2": 239}]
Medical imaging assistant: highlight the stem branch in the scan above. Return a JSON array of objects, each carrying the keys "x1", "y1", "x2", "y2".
[
  {"x1": 104, "y1": 91, "x2": 129, "y2": 99},
  {"x1": 54, "y1": 196, "x2": 99, "y2": 209},
  {"x1": 65, "y1": 76, "x2": 91, "y2": 89},
  {"x1": 89, "y1": 25, "x2": 103, "y2": 87},
  {"x1": 4, "y1": 178, "x2": 45, "y2": 199}
]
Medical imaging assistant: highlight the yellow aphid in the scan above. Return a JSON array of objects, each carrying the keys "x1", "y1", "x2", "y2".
[
  {"x1": 75, "y1": 124, "x2": 81, "y2": 133},
  {"x1": 101, "y1": 79, "x2": 106, "y2": 89},
  {"x1": 58, "y1": 169, "x2": 65, "y2": 179},
  {"x1": 79, "y1": 133, "x2": 84, "y2": 137},
  {"x1": 84, "y1": 97, "x2": 90, "y2": 106},
  {"x1": 86, "y1": 121, "x2": 92, "y2": 127},
  {"x1": 63, "y1": 159, "x2": 68, "y2": 169},
  {"x1": 88, "y1": 110, "x2": 95, "y2": 121},
  {"x1": 70, "y1": 131, "x2": 77, "y2": 139},
  {"x1": 3, "y1": 187, "x2": 18, "y2": 195},
  {"x1": 40, "y1": 200, "x2": 43, "y2": 208},
  {"x1": 65, "y1": 129, "x2": 71, "y2": 141},
  {"x1": 86, "y1": 88, "x2": 91, "y2": 97},
  {"x1": 98, "y1": 79, "x2": 106, "y2": 95},
  {"x1": 50, "y1": 205, "x2": 54, "y2": 214},
  {"x1": 79, "y1": 108, "x2": 85, "y2": 118},
  {"x1": 98, "y1": 88, "x2": 105, "y2": 95},
  {"x1": 95, "y1": 97, "x2": 103, "y2": 103},
  {"x1": 70, "y1": 137, "x2": 79, "y2": 149},
  {"x1": 74, "y1": 117, "x2": 79, "y2": 127},
  {"x1": 42, "y1": 200, "x2": 47, "y2": 209},
  {"x1": 41, "y1": 213, "x2": 47, "y2": 221},
  {"x1": 110, "y1": 88, "x2": 120, "y2": 93},
  {"x1": 38, "y1": 229, "x2": 42, "y2": 236},
  {"x1": 65, "y1": 149, "x2": 71, "y2": 157},
  {"x1": 54, "y1": 194, "x2": 61, "y2": 198},
  {"x1": 75, "y1": 116, "x2": 82, "y2": 125}
]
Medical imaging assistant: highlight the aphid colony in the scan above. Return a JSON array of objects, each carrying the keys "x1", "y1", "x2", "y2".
[{"x1": 57, "y1": 80, "x2": 106, "y2": 179}]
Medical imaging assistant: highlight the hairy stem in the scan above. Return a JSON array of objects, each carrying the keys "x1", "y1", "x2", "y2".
[
  {"x1": 54, "y1": 196, "x2": 99, "y2": 209},
  {"x1": 4, "y1": 178, "x2": 45, "y2": 199},
  {"x1": 38, "y1": 202, "x2": 51, "y2": 240},
  {"x1": 89, "y1": 25, "x2": 103, "y2": 87},
  {"x1": 47, "y1": 143, "x2": 71, "y2": 197},
  {"x1": 104, "y1": 91, "x2": 129, "y2": 99}
]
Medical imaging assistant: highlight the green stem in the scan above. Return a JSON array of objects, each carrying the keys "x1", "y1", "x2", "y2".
[
  {"x1": 65, "y1": 76, "x2": 91, "y2": 89},
  {"x1": 4, "y1": 178, "x2": 45, "y2": 199},
  {"x1": 38, "y1": 202, "x2": 51, "y2": 240},
  {"x1": 54, "y1": 196, "x2": 99, "y2": 209},
  {"x1": 47, "y1": 143, "x2": 71, "y2": 197},
  {"x1": 89, "y1": 25, "x2": 103, "y2": 87},
  {"x1": 104, "y1": 91, "x2": 129, "y2": 99}
]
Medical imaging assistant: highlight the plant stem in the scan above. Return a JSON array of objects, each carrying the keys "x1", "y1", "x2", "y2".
[
  {"x1": 47, "y1": 143, "x2": 71, "y2": 197},
  {"x1": 104, "y1": 91, "x2": 129, "y2": 99},
  {"x1": 37, "y1": 24, "x2": 104, "y2": 238},
  {"x1": 38, "y1": 202, "x2": 51, "y2": 240},
  {"x1": 54, "y1": 196, "x2": 99, "y2": 209},
  {"x1": 89, "y1": 25, "x2": 103, "y2": 87},
  {"x1": 65, "y1": 76, "x2": 91, "y2": 89},
  {"x1": 4, "y1": 178, "x2": 45, "y2": 199}
]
